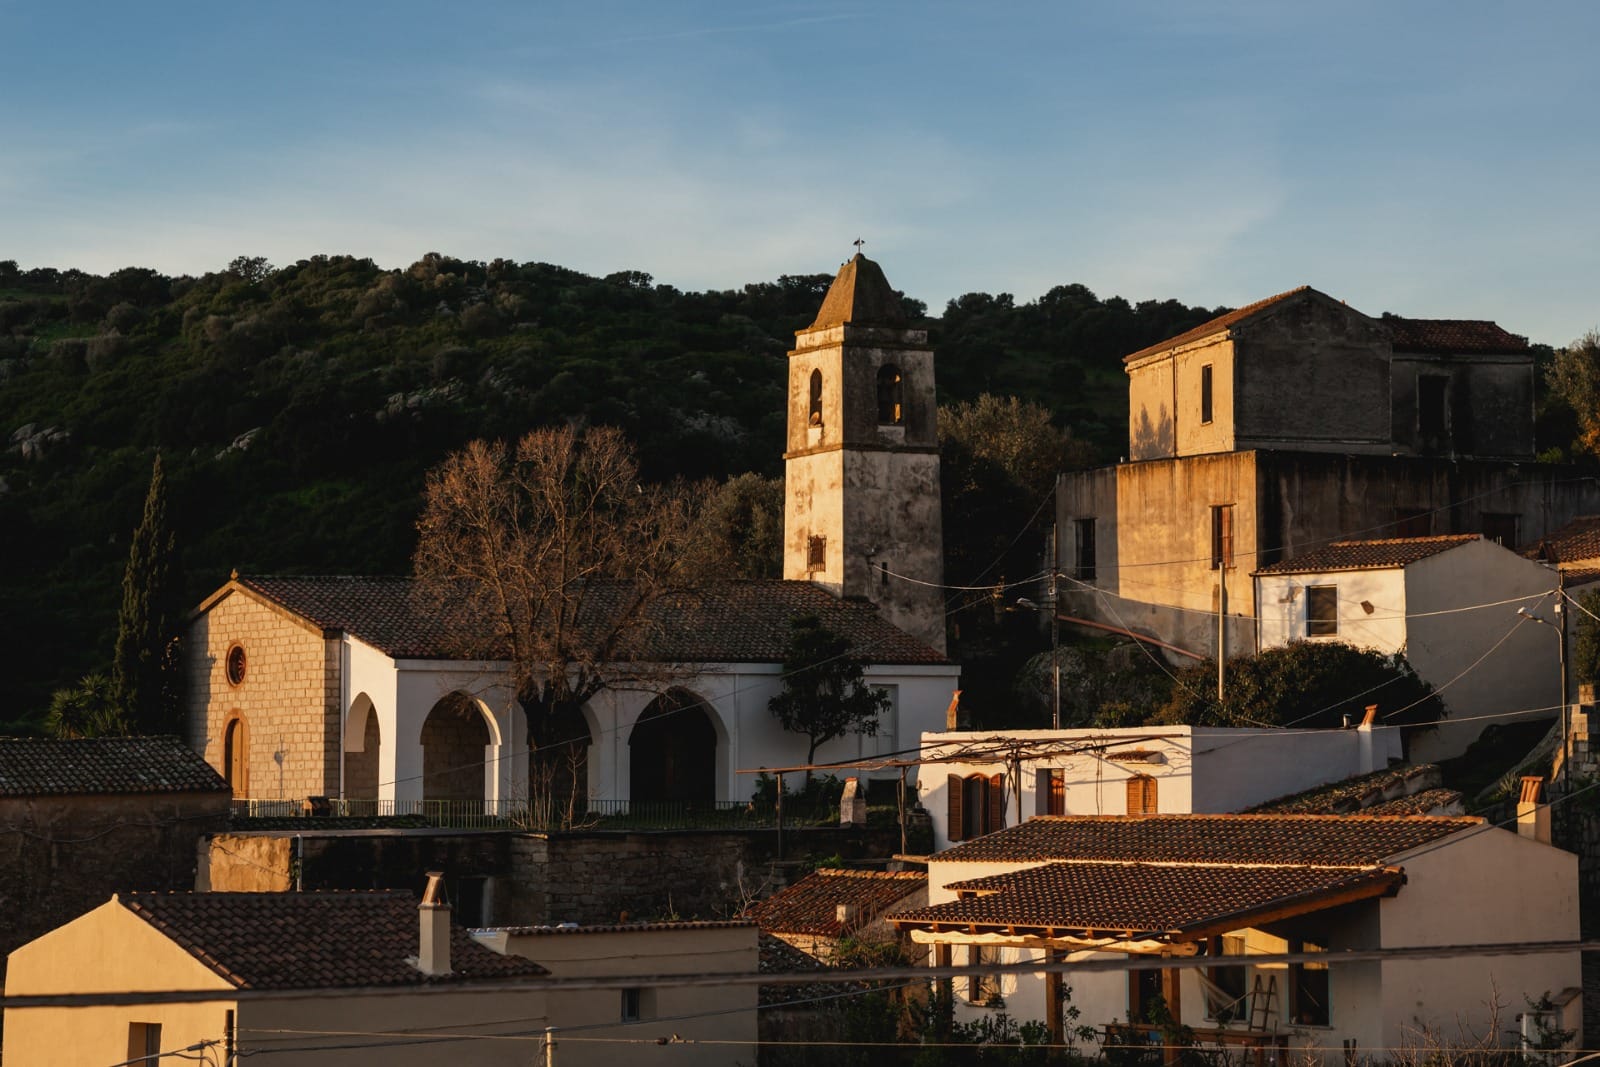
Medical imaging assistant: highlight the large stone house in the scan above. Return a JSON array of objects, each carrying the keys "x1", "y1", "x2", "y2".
[
  {"x1": 890, "y1": 806, "x2": 1581, "y2": 1062},
  {"x1": 1058, "y1": 287, "x2": 1600, "y2": 746},
  {"x1": 184, "y1": 255, "x2": 962, "y2": 811}
]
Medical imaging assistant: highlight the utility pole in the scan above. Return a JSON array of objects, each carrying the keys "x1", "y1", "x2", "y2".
[
  {"x1": 1217, "y1": 569, "x2": 1226, "y2": 704},
  {"x1": 1050, "y1": 523, "x2": 1061, "y2": 730}
]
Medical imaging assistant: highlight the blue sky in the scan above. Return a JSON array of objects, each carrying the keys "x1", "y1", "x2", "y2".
[{"x1": 3, "y1": 1, "x2": 1596, "y2": 345}]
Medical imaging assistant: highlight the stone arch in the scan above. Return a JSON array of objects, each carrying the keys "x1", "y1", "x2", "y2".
[
  {"x1": 808, "y1": 368, "x2": 824, "y2": 426},
  {"x1": 877, "y1": 363, "x2": 904, "y2": 425},
  {"x1": 419, "y1": 691, "x2": 493, "y2": 803},
  {"x1": 222, "y1": 712, "x2": 249, "y2": 798},
  {"x1": 629, "y1": 687, "x2": 719, "y2": 808},
  {"x1": 344, "y1": 693, "x2": 381, "y2": 803}
]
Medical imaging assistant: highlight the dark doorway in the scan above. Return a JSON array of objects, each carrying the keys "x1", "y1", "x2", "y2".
[
  {"x1": 420, "y1": 692, "x2": 490, "y2": 803},
  {"x1": 629, "y1": 689, "x2": 717, "y2": 807}
]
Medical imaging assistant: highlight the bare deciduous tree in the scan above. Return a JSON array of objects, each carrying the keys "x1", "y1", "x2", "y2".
[{"x1": 413, "y1": 425, "x2": 708, "y2": 777}]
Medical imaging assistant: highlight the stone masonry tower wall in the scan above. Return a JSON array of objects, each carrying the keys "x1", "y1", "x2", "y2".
[{"x1": 784, "y1": 255, "x2": 947, "y2": 654}]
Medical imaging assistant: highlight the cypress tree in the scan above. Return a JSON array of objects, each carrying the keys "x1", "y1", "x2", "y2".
[{"x1": 113, "y1": 454, "x2": 180, "y2": 733}]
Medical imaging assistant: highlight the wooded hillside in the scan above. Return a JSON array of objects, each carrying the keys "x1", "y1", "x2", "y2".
[{"x1": 0, "y1": 254, "x2": 1223, "y2": 727}]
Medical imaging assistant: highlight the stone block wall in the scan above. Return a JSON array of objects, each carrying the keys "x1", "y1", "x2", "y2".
[
  {"x1": 186, "y1": 587, "x2": 339, "y2": 800},
  {"x1": 0, "y1": 792, "x2": 230, "y2": 989}
]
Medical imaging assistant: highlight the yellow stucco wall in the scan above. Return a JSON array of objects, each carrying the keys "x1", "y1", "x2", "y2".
[
  {"x1": 3, "y1": 899, "x2": 237, "y2": 1067},
  {"x1": 187, "y1": 586, "x2": 340, "y2": 801}
]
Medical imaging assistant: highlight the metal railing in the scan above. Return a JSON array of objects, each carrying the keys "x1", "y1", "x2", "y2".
[{"x1": 229, "y1": 796, "x2": 849, "y2": 831}]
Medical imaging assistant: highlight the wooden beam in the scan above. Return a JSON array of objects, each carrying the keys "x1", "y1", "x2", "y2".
[{"x1": 1178, "y1": 869, "x2": 1403, "y2": 943}]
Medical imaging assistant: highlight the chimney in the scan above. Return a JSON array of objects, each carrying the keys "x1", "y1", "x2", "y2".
[
  {"x1": 418, "y1": 871, "x2": 452, "y2": 976},
  {"x1": 1517, "y1": 777, "x2": 1552, "y2": 846},
  {"x1": 836, "y1": 903, "x2": 859, "y2": 927},
  {"x1": 1357, "y1": 705, "x2": 1379, "y2": 773}
]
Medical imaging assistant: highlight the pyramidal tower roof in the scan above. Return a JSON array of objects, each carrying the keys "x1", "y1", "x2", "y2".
[{"x1": 805, "y1": 253, "x2": 908, "y2": 331}]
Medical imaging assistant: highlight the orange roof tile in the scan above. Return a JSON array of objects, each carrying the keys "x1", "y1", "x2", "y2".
[
  {"x1": 1122, "y1": 287, "x2": 1311, "y2": 364},
  {"x1": 1254, "y1": 535, "x2": 1480, "y2": 576},
  {"x1": 745, "y1": 869, "x2": 925, "y2": 937}
]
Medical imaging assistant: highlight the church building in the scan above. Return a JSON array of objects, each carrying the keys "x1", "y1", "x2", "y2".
[{"x1": 183, "y1": 255, "x2": 961, "y2": 812}]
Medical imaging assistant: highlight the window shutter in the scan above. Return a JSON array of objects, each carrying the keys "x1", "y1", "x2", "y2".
[
  {"x1": 1126, "y1": 775, "x2": 1157, "y2": 815},
  {"x1": 987, "y1": 775, "x2": 1005, "y2": 832},
  {"x1": 947, "y1": 774, "x2": 964, "y2": 842}
]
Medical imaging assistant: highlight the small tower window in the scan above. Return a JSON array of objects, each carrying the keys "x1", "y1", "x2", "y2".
[
  {"x1": 808, "y1": 369, "x2": 824, "y2": 427},
  {"x1": 807, "y1": 535, "x2": 827, "y2": 572},
  {"x1": 877, "y1": 364, "x2": 903, "y2": 425}
]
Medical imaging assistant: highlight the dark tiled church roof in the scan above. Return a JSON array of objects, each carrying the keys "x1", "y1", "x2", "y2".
[
  {"x1": 933, "y1": 814, "x2": 1479, "y2": 866},
  {"x1": 805, "y1": 254, "x2": 909, "y2": 331},
  {"x1": 1254, "y1": 534, "x2": 1479, "y2": 575},
  {"x1": 120, "y1": 891, "x2": 547, "y2": 989},
  {"x1": 233, "y1": 575, "x2": 947, "y2": 665},
  {"x1": 1524, "y1": 515, "x2": 1600, "y2": 565},
  {"x1": 0, "y1": 736, "x2": 228, "y2": 797}
]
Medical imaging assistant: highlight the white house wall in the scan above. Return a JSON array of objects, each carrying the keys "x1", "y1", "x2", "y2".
[
  {"x1": 1404, "y1": 541, "x2": 1559, "y2": 761},
  {"x1": 919, "y1": 727, "x2": 1398, "y2": 851},
  {"x1": 1256, "y1": 569, "x2": 1408, "y2": 653},
  {"x1": 1378, "y1": 826, "x2": 1581, "y2": 1053}
]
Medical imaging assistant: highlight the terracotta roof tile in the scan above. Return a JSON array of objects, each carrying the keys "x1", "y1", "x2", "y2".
[
  {"x1": 0, "y1": 736, "x2": 228, "y2": 797},
  {"x1": 1247, "y1": 764, "x2": 1446, "y2": 815},
  {"x1": 487, "y1": 920, "x2": 755, "y2": 936},
  {"x1": 934, "y1": 814, "x2": 1478, "y2": 866},
  {"x1": 1122, "y1": 287, "x2": 1310, "y2": 365},
  {"x1": 1254, "y1": 535, "x2": 1480, "y2": 576},
  {"x1": 1361, "y1": 788, "x2": 1464, "y2": 817},
  {"x1": 1382, "y1": 316, "x2": 1528, "y2": 355},
  {"x1": 745, "y1": 869, "x2": 925, "y2": 937},
  {"x1": 120, "y1": 891, "x2": 547, "y2": 989},
  {"x1": 1523, "y1": 516, "x2": 1600, "y2": 565},
  {"x1": 231, "y1": 576, "x2": 946, "y2": 665},
  {"x1": 892, "y1": 861, "x2": 1400, "y2": 938}
]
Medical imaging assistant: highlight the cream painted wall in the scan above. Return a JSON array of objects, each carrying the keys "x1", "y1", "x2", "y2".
[
  {"x1": 1256, "y1": 568, "x2": 1408, "y2": 652},
  {"x1": 481, "y1": 925, "x2": 757, "y2": 1067},
  {"x1": 1174, "y1": 338, "x2": 1235, "y2": 458},
  {"x1": 3, "y1": 899, "x2": 237, "y2": 1067}
]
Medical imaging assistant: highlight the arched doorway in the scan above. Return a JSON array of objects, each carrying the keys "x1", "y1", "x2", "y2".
[
  {"x1": 529, "y1": 702, "x2": 592, "y2": 825},
  {"x1": 223, "y1": 714, "x2": 248, "y2": 798},
  {"x1": 420, "y1": 692, "x2": 491, "y2": 803},
  {"x1": 629, "y1": 689, "x2": 717, "y2": 808},
  {"x1": 344, "y1": 694, "x2": 381, "y2": 806}
]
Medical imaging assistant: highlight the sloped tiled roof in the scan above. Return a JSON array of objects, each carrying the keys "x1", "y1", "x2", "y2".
[
  {"x1": 229, "y1": 575, "x2": 946, "y2": 665},
  {"x1": 1122, "y1": 287, "x2": 1310, "y2": 365},
  {"x1": 806, "y1": 254, "x2": 908, "y2": 331},
  {"x1": 1361, "y1": 788, "x2": 1464, "y2": 817},
  {"x1": 1523, "y1": 516, "x2": 1600, "y2": 566},
  {"x1": 745, "y1": 869, "x2": 925, "y2": 937},
  {"x1": 1254, "y1": 534, "x2": 1479, "y2": 576},
  {"x1": 490, "y1": 919, "x2": 755, "y2": 936},
  {"x1": 934, "y1": 814, "x2": 1479, "y2": 866},
  {"x1": 1383, "y1": 316, "x2": 1528, "y2": 355},
  {"x1": 0, "y1": 736, "x2": 228, "y2": 797},
  {"x1": 120, "y1": 892, "x2": 547, "y2": 989},
  {"x1": 892, "y1": 861, "x2": 1401, "y2": 938}
]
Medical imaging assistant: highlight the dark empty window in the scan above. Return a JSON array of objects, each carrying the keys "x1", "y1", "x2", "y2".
[
  {"x1": 1418, "y1": 375, "x2": 1448, "y2": 437},
  {"x1": 1307, "y1": 585, "x2": 1338, "y2": 637},
  {"x1": 808, "y1": 369, "x2": 823, "y2": 427},
  {"x1": 1074, "y1": 518, "x2": 1097, "y2": 581},
  {"x1": 1200, "y1": 364, "x2": 1214, "y2": 425},
  {"x1": 621, "y1": 987, "x2": 644, "y2": 1022},
  {"x1": 1290, "y1": 940, "x2": 1330, "y2": 1026},
  {"x1": 1210, "y1": 505, "x2": 1234, "y2": 570},
  {"x1": 1393, "y1": 508, "x2": 1432, "y2": 538},
  {"x1": 1482, "y1": 512, "x2": 1520, "y2": 546},
  {"x1": 877, "y1": 364, "x2": 904, "y2": 425},
  {"x1": 806, "y1": 535, "x2": 826, "y2": 571},
  {"x1": 1207, "y1": 936, "x2": 1248, "y2": 1023}
]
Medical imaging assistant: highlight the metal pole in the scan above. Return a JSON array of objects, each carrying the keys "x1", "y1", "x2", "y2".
[
  {"x1": 897, "y1": 766, "x2": 907, "y2": 855},
  {"x1": 1558, "y1": 574, "x2": 1569, "y2": 777},
  {"x1": 775, "y1": 771, "x2": 785, "y2": 860},
  {"x1": 1217, "y1": 568, "x2": 1226, "y2": 704},
  {"x1": 543, "y1": 1026, "x2": 557, "y2": 1066},
  {"x1": 1050, "y1": 523, "x2": 1061, "y2": 730}
]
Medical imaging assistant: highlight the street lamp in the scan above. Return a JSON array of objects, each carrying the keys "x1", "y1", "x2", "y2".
[{"x1": 1517, "y1": 605, "x2": 1568, "y2": 772}]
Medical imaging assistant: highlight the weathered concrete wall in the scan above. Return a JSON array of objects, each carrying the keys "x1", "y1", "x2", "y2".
[
  {"x1": 0, "y1": 792, "x2": 229, "y2": 993},
  {"x1": 1391, "y1": 353, "x2": 1535, "y2": 460},
  {"x1": 187, "y1": 586, "x2": 339, "y2": 800},
  {"x1": 1126, "y1": 350, "x2": 1177, "y2": 461}
]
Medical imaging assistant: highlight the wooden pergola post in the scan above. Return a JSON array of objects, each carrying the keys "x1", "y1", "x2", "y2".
[{"x1": 1160, "y1": 952, "x2": 1183, "y2": 1067}]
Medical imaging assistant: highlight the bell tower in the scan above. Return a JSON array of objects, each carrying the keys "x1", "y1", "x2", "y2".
[{"x1": 784, "y1": 254, "x2": 946, "y2": 654}]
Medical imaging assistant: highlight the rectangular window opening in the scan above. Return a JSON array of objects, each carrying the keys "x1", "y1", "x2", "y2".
[
  {"x1": 129, "y1": 1022, "x2": 163, "y2": 1065},
  {"x1": 1290, "y1": 940, "x2": 1330, "y2": 1027},
  {"x1": 1210, "y1": 505, "x2": 1234, "y2": 570},
  {"x1": 1074, "y1": 518, "x2": 1097, "y2": 581},
  {"x1": 1036, "y1": 769, "x2": 1066, "y2": 815},
  {"x1": 1207, "y1": 936, "x2": 1248, "y2": 1023},
  {"x1": 806, "y1": 534, "x2": 827, "y2": 572},
  {"x1": 1392, "y1": 508, "x2": 1432, "y2": 538},
  {"x1": 967, "y1": 945, "x2": 1002, "y2": 1005},
  {"x1": 1418, "y1": 375, "x2": 1449, "y2": 437},
  {"x1": 621, "y1": 987, "x2": 645, "y2": 1022},
  {"x1": 1126, "y1": 775, "x2": 1158, "y2": 815},
  {"x1": 1482, "y1": 512, "x2": 1520, "y2": 547},
  {"x1": 1307, "y1": 585, "x2": 1338, "y2": 637},
  {"x1": 1200, "y1": 364, "x2": 1214, "y2": 425}
]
